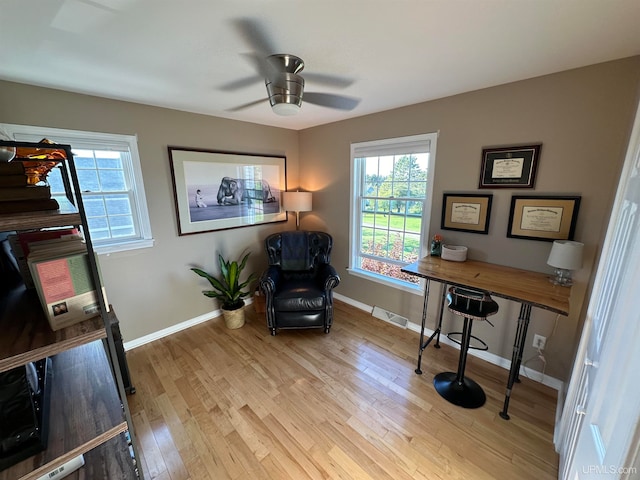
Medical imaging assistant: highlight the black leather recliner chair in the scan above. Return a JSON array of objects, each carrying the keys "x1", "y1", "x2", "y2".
[{"x1": 259, "y1": 231, "x2": 340, "y2": 335}]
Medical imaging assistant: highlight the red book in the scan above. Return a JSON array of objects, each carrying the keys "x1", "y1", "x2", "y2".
[{"x1": 16, "y1": 228, "x2": 79, "y2": 258}]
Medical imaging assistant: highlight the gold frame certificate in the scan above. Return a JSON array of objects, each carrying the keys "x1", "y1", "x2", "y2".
[
  {"x1": 508, "y1": 196, "x2": 581, "y2": 241},
  {"x1": 441, "y1": 193, "x2": 493, "y2": 234}
]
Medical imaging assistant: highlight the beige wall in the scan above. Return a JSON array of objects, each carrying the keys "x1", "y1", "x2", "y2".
[
  {"x1": 0, "y1": 81, "x2": 300, "y2": 341},
  {"x1": 1, "y1": 56, "x2": 639, "y2": 381},
  {"x1": 299, "y1": 57, "x2": 640, "y2": 380}
]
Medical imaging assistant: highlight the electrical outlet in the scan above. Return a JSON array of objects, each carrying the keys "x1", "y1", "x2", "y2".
[{"x1": 533, "y1": 334, "x2": 546, "y2": 350}]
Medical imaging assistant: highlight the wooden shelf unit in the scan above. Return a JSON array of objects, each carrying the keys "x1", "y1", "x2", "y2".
[
  {"x1": 0, "y1": 285, "x2": 106, "y2": 373},
  {"x1": 0, "y1": 197, "x2": 80, "y2": 233},
  {"x1": 0, "y1": 342, "x2": 133, "y2": 480},
  {"x1": 0, "y1": 140, "x2": 140, "y2": 479}
]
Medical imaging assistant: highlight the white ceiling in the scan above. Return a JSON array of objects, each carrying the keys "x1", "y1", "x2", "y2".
[{"x1": 2, "y1": 0, "x2": 640, "y2": 131}]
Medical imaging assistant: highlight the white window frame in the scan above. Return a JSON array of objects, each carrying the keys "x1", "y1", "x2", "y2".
[
  {"x1": 349, "y1": 132, "x2": 437, "y2": 293},
  {"x1": 1, "y1": 123, "x2": 154, "y2": 254}
]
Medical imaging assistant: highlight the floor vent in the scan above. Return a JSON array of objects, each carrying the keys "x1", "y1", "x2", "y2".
[{"x1": 371, "y1": 306, "x2": 408, "y2": 329}]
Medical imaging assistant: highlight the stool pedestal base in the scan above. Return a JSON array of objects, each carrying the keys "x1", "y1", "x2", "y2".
[{"x1": 433, "y1": 372, "x2": 486, "y2": 409}]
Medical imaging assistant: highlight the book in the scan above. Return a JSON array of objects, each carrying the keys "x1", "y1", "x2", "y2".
[
  {"x1": 8, "y1": 230, "x2": 80, "y2": 289},
  {"x1": 0, "y1": 198, "x2": 59, "y2": 214},
  {"x1": 0, "y1": 185, "x2": 51, "y2": 202},
  {"x1": 14, "y1": 228, "x2": 80, "y2": 258},
  {"x1": 28, "y1": 247, "x2": 109, "y2": 331},
  {"x1": 0, "y1": 175, "x2": 28, "y2": 187},
  {"x1": 0, "y1": 162, "x2": 25, "y2": 175},
  {"x1": 25, "y1": 235, "x2": 86, "y2": 261}
]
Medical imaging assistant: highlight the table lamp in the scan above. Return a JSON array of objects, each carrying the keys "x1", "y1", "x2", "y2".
[
  {"x1": 283, "y1": 190, "x2": 312, "y2": 230},
  {"x1": 547, "y1": 240, "x2": 584, "y2": 286}
]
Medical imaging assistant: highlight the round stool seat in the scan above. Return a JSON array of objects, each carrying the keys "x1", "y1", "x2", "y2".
[
  {"x1": 433, "y1": 286, "x2": 499, "y2": 409},
  {"x1": 446, "y1": 287, "x2": 499, "y2": 320}
]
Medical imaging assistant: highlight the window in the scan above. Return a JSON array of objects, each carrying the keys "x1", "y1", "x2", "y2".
[
  {"x1": 1, "y1": 123, "x2": 154, "y2": 254},
  {"x1": 350, "y1": 133, "x2": 437, "y2": 291}
]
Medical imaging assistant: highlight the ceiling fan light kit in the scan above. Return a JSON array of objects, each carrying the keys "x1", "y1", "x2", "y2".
[{"x1": 271, "y1": 102, "x2": 301, "y2": 116}]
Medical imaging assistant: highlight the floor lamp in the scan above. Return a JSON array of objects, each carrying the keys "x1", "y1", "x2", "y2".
[{"x1": 283, "y1": 191, "x2": 312, "y2": 230}]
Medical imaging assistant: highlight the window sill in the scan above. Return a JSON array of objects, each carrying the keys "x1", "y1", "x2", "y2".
[
  {"x1": 94, "y1": 238, "x2": 155, "y2": 256},
  {"x1": 347, "y1": 268, "x2": 423, "y2": 295}
]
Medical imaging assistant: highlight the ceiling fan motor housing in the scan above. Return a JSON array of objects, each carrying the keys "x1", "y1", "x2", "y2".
[{"x1": 266, "y1": 72, "x2": 304, "y2": 108}]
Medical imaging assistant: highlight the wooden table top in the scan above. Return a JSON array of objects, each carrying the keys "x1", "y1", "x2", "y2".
[{"x1": 401, "y1": 256, "x2": 571, "y2": 315}]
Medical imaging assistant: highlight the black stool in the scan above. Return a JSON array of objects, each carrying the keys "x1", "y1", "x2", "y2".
[{"x1": 433, "y1": 286, "x2": 499, "y2": 408}]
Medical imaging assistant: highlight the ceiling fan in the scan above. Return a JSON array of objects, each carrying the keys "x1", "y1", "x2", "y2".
[{"x1": 224, "y1": 19, "x2": 361, "y2": 116}]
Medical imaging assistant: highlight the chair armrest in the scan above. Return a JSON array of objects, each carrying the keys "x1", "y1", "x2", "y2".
[
  {"x1": 259, "y1": 266, "x2": 281, "y2": 295},
  {"x1": 317, "y1": 263, "x2": 340, "y2": 290}
]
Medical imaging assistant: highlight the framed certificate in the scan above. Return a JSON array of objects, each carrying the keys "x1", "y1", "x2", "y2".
[
  {"x1": 507, "y1": 195, "x2": 581, "y2": 241},
  {"x1": 479, "y1": 144, "x2": 541, "y2": 188},
  {"x1": 441, "y1": 193, "x2": 493, "y2": 234}
]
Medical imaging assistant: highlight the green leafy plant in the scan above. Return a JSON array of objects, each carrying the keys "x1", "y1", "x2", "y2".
[{"x1": 191, "y1": 252, "x2": 258, "y2": 311}]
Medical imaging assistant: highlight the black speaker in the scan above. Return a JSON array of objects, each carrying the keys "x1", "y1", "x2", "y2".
[
  {"x1": 108, "y1": 308, "x2": 135, "y2": 395},
  {"x1": 0, "y1": 357, "x2": 52, "y2": 471}
]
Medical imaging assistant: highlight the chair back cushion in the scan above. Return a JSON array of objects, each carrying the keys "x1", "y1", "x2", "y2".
[
  {"x1": 265, "y1": 231, "x2": 332, "y2": 271},
  {"x1": 281, "y1": 231, "x2": 311, "y2": 271}
]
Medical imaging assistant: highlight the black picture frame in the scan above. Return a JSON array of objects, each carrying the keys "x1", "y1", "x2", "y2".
[
  {"x1": 507, "y1": 195, "x2": 581, "y2": 241},
  {"x1": 168, "y1": 146, "x2": 287, "y2": 235},
  {"x1": 441, "y1": 193, "x2": 493, "y2": 234},
  {"x1": 479, "y1": 144, "x2": 541, "y2": 188}
]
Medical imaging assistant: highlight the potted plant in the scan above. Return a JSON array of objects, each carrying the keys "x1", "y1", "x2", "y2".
[{"x1": 191, "y1": 252, "x2": 258, "y2": 329}]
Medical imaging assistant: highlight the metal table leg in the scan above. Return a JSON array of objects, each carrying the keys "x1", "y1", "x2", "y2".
[
  {"x1": 434, "y1": 283, "x2": 447, "y2": 348},
  {"x1": 415, "y1": 281, "x2": 447, "y2": 374},
  {"x1": 499, "y1": 303, "x2": 532, "y2": 420}
]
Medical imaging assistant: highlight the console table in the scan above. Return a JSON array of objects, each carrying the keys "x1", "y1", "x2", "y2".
[{"x1": 401, "y1": 256, "x2": 571, "y2": 420}]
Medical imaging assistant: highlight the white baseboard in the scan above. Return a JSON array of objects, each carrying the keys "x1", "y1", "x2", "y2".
[
  {"x1": 123, "y1": 309, "x2": 220, "y2": 350},
  {"x1": 334, "y1": 292, "x2": 563, "y2": 391},
  {"x1": 122, "y1": 299, "x2": 258, "y2": 350}
]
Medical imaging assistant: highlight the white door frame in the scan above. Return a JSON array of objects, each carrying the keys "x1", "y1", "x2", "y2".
[{"x1": 556, "y1": 100, "x2": 640, "y2": 479}]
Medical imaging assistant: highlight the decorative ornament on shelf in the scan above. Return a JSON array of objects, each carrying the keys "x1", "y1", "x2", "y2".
[
  {"x1": 17, "y1": 138, "x2": 67, "y2": 185},
  {"x1": 23, "y1": 160, "x2": 61, "y2": 185},
  {"x1": 430, "y1": 234, "x2": 443, "y2": 257},
  {"x1": 15, "y1": 138, "x2": 67, "y2": 161},
  {"x1": 0, "y1": 127, "x2": 16, "y2": 162},
  {"x1": 0, "y1": 146, "x2": 16, "y2": 162}
]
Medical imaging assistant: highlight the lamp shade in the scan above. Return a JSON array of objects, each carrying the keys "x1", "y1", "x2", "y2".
[
  {"x1": 547, "y1": 240, "x2": 584, "y2": 270},
  {"x1": 283, "y1": 191, "x2": 312, "y2": 212}
]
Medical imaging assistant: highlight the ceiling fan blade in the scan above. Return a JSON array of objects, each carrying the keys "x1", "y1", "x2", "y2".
[
  {"x1": 244, "y1": 52, "x2": 281, "y2": 82},
  {"x1": 303, "y1": 92, "x2": 361, "y2": 111},
  {"x1": 303, "y1": 73, "x2": 355, "y2": 89},
  {"x1": 226, "y1": 98, "x2": 268, "y2": 112},
  {"x1": 218, "y1": 74, "x2": 262, "y2": 91},
  {"x1": 232, "y1": 18, "x2": 277, "y2": 58}
]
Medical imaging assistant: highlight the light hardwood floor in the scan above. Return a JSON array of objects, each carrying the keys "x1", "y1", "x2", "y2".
[{"x1": 126, "y1": 300, "x2": 559, "y2": 480}]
